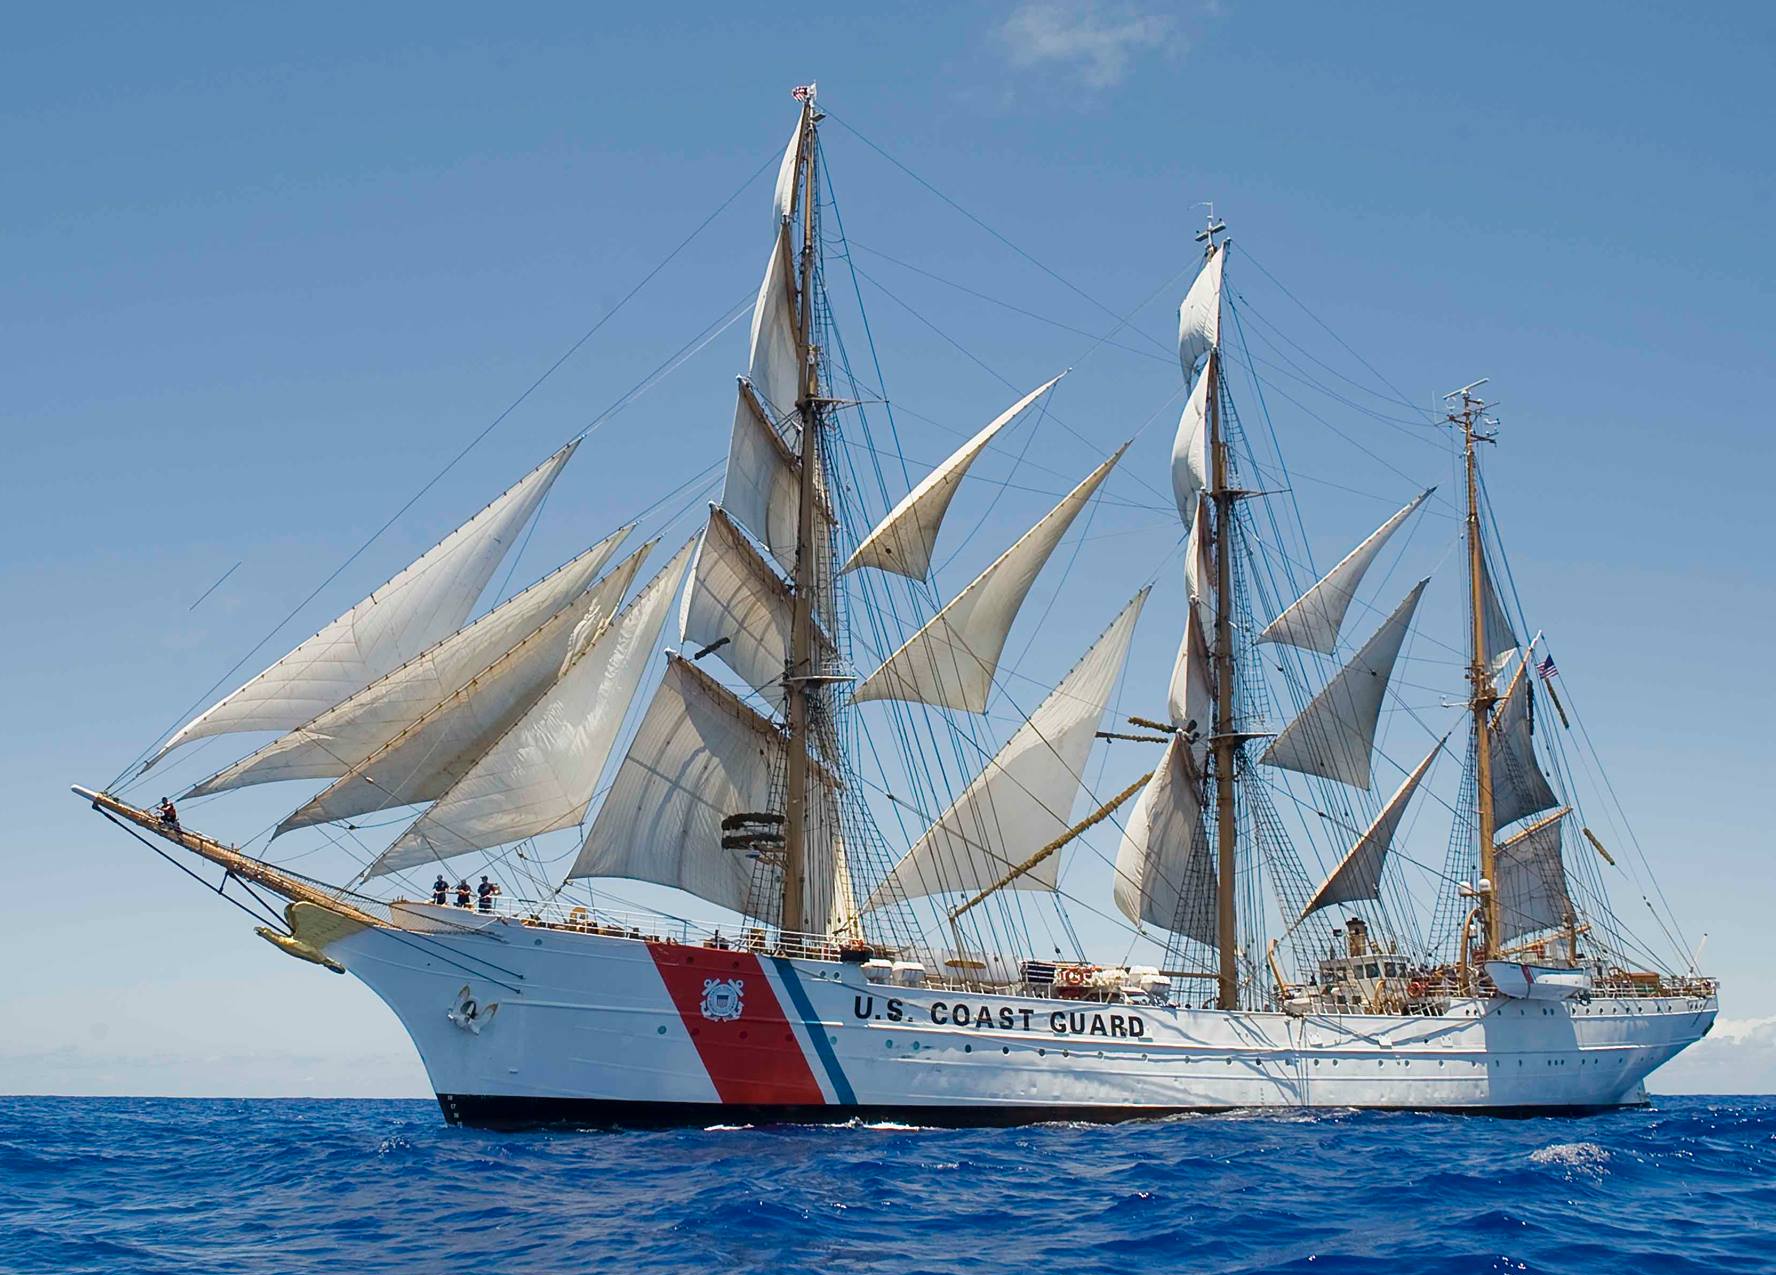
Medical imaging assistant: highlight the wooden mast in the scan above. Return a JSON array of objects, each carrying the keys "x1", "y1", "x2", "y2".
[
  {"x1": 1205, "y1": 233, "x2": 1239, "y2": 1012},
  {"x1": 1454, "y1": 383, "x2": 1502, "y2": 952},
  {"x1": 780, "y1": 95, "x2": 820, "y2": 937}
]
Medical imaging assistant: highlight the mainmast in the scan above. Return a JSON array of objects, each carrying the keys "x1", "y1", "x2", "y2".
[
  {"x1": 1201, "y1": 216, "x2": 1239, "y2": 1011},
  {"x1": 1450, "y1": 381, "x2": 1501, "y2": 950},
  {"x1": 780, "y1": 92, "x2": 822, "y2": 936}
]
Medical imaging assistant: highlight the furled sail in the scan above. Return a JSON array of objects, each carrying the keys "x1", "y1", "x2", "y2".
[
  {"x1": 861, "y1": 590, "x2": 1147, "y2": 911},
  {"x1": 1112, "y1": 734, "x2": 1216, "y2": 941},
  {"x1": 185, "y1": 525, "x2": 633, "y2": 798},
  {"x1": 1259, "y1": 489, "x2": 1432, "y2": 654},
  {"x1": 567, "y1": 655, "x2": 814, "y2": 923},
  {"x1": 367, "y1": 538, "x2": 696, "y2": 873},
  {"x1": 1494, "y1": 807, "x2": 1573, "y2": 943},
  {"x1": 1167, "y1": 597, "x2": 1213, "y2": 768},
  {"x1": 1489, "y1": 657, "x2": 1560, "y2": 828},
  {"x1": 1260, "y1": 579, "x2": 1428, "y2": 789},
  {"x1": 680, "y1": 505, "x2": 831, "y2": 708},
  {"x1": 1299, "y1": 735, "x2": 1446, "y2": 918},
  {"x1": 277, "y1": 542, "x2": 655, "y2": 837},
  {"x1": 844, "y1": 374, "x2": 1065, "y2": 579},
  {"x1": 1169, "y1": 368, "x2": 1211, "y2": 526},
  {"x1": 1177, "y1": 247, "x2": 1225, "y2": 381},
  {"x1": 143, "y1": 444, "x2": 577, "y2": 770},
  {"x1": 852, "y1": 444, "x2": 1127, "y2": 712},
  {"x1": 1478, "y1": 551, "x2": 1518, "y2": 674},
  {"x1": 748, "y1": 229, "x2": 802, "y2": 420}
]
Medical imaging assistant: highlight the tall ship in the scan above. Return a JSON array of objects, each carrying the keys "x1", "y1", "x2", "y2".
[{"x1": 76, "y1": 90, "x2": 1716, "y2": 1127}]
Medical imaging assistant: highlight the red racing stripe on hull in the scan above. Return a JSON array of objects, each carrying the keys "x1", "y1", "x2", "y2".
[{"x1": 646, "y1": 943, "x2": 826, "y2": 1106}]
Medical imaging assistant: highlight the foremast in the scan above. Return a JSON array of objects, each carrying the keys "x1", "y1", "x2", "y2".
[{"x1": 780, "y1": 92, "x2": 823, "y2": 935}]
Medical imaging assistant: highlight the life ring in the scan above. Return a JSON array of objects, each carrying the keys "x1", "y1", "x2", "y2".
[{"x1": 1057, "y1": 965, "x2": 1089, "y2": 989}]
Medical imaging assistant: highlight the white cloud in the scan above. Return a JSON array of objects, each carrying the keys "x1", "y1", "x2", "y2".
[
  {"x1": 996, "y1": 2, "x2": 1183, "y2": 90},
  {"x1": 1649, "y1": 1015, "x2": 1776, "y2": 1095}
]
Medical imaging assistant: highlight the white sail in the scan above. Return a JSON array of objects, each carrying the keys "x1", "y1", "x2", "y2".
[
  {"x1": 1494, "y1": 807, "x2": 1573, "y2": 943},
  {"x1": 772, "y1": 111, "x2": 805, "y2": 224},
  {"x1": 1170, "y1": 368, "x2": 1211, "y2": 526},
  {"x1": 1184, "y1": 491, "x2": 1213, "y2": 604},
  {"x1": 369, "y1": 538, "x2": 696, "y2": 872},
  {"x1": 1112, "y1": 734, "x2": 1215, "y2": 941},
  {"x1": 852, "y1": 445, "x2": 1127, "y2": 712},
  {"x1": 1260, "y1": 580, "x2": 1428, "y2": 789},
  {"x1": 277, "y1": 542, "x2": 655, "y2": 837},
  {"x1": 1166, "y1": 596, "x2": 1213, "y2": 768},
  {"x1": 844, "y1": 374, "x2": 1065, "y2": 579},
  {"x1": 1177, "y1": 247, "x2": 1225, "y2": 381},
  {"x1": 185, "y1": 526, "x2": 634, "y2": 798},
  {"x1": 564, "y1": 655, "x2": 786, "y2": 919},
  {"x1": 1259, "y1": 489, "x2": 1432, "y2": 654},
  {"x1": 144, "y1": 445, "x2": 577, "y2": 769},
  {"x1": 861, "y1": 591, "x2": 1147, "y2": 911},
  {"x1": 748, "y1": 229, "x2": 802, "y2": 420},
  {"x1": 1489, "y1": 658, "x2": 1561, "y2": 828},
  {"x1": 680, "y1": 505, "x2": 830, "y2": 708},
  {"x1": 720, "y1": 385, "x2": 830, "y2": 572},
  {"x1": 1479, "y1": 551, "x2": 1518, "y2": 673},
  {"x1": 1300, "y1": 735, "x2": 1446, "y2": 918}
]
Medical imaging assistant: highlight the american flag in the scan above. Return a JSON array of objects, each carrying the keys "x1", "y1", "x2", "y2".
[
  {"x1": 1537, "y1": 653, "x2": 1558, "y2": 680},
  {"x1": 792, "y1": 83, "x2": 817, "y2": 102}
]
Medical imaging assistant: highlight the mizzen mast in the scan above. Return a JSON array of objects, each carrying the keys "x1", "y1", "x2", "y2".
[
  {"x1": 1449, "y1": 380, "x2": 1501, "y2": 951},
  {"x1": 780, "y1": 88, "x2": 822, "y2": 935}
]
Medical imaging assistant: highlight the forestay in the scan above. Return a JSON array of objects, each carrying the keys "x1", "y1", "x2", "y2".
[
  {"x1": 184, "y1": 526, "x2": 633, "y2": 798},
  {"x1": 278, "y1": 542, "x2": 655, "y2": 838},
  {"x1": 852, "y1": 445, "x2": 1127, "y2": 712},
  {"x1": 1260, "y1": 580, "x2": 1428, "y2": 789},
  {"x1": 144, "y1": 444, "x2": 578, "y2": 769},
  {"x1": 1300, "y1": 735, "x2": 1445, "y2": 918},
  {"x1": 1259, "y1": 490, "x2": 1432, "y2": 654},
  {"x1": 370, "y1": 538, "x2": 697, "y2": 872},
  {"x1": 1112, "y1": 734, "x2": 1216, "y2": 941},
  {"x1": 844, "y1": 374, "x2": 1065, "y2": 579},
  {"x1": 860, "y1": 591, "x2": 1148, "y2": 911},
  {"x1": 1494, "y1": 807, "x2": 1574, "y2": 943},
  {"x1": 1489, "y1": 657, "x2": 1560, "y2": 828}
]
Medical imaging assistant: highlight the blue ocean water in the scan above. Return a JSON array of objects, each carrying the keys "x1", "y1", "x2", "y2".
[{"x1": 2, "y1": 1096, "x2": 1771, "y2": 1275}]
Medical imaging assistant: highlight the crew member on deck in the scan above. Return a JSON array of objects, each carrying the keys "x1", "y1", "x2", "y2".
[
  {"x1": 455, "y1": 880, "x2": 472, "y2": 908},
  {"x1": 156, "y1": 797, "x2": 179, "y2": 832},
  {"x1": 477, "y1": 876, "x2": 499, "y2": 914},
  {"x1": 432, "y1": 875, "x2": 448, "y2": 906}
]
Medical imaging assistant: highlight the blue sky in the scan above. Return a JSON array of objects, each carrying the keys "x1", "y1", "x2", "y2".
[{"x1": 4, "y1": 3, "x2": 1773, "y2": 1096}]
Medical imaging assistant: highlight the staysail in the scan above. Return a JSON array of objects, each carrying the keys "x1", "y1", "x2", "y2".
[
  {"x1": 276, "y1": 542, "x2": 655, "y2": 837},
  {"x1": 143, "y1": 444, "x2": 577, "y2": 769},
  {"x1": 1111, "y1": 733, "x2": 1216, "y2": 940},
  {"x1": 1260, "y1": 580, "x2": 1428, "y2": 789},
  {"x1": 1494, "y1": 807, "x2": 1573, "y2": 943},
  {"x1": 844, "y1": 374, "x2": 1065, "y2": 579},
  {"x1": 184, "y1": 527, "x2": 633, "y2": 798},
  {"x1": 1259, "y1": 490, "x2": 1432, "y2": 654},
  {"x1": 1299, "y1": 735, "x2": 1446, "y2": 918},
  {"x1": 852, "y1": 445, "x2": 1127, "y2": 712},
  {"x1": 368, "y1": 538, "x2": 696, "y2": 873},
  {"x1": 860, "y1": 591, "x2": 1147, "y2": 911}
]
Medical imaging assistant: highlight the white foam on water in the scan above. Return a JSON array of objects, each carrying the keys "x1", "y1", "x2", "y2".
[{"x1": 1530, "y1": 1141, "x2": 1611, "y2": 1172}]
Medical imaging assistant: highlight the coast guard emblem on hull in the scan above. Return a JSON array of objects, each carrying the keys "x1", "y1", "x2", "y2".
[{"x1": 700, "y1": 977, "x2": 744, "y2": 1022}]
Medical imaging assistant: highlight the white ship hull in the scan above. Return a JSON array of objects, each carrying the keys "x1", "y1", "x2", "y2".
[{"x1": 328, "y1": 907, "x2": 1717, "y2": 1128}]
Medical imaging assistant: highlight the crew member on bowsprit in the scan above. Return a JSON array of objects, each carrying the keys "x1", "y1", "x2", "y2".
[
  {"x1": 455, "y1": 880, "x2": 472, "y2": 909},
  {"x1": 432, "y1": 875, "x2": 448, "y2": 906},
  {"x1": 476, "y1": 876, "x2": 500, "y2": 914}
]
